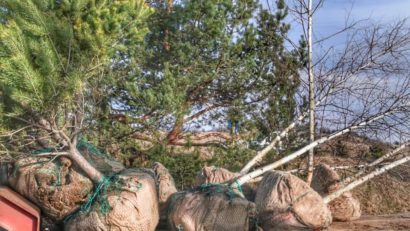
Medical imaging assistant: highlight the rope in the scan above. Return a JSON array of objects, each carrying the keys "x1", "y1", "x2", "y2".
[
  {"x1": 196, "y1": 183, "x2": 243, "y2": 200},
  {"x1": 31, "y1": 147, "x2": 56, "y2": 154},
  {"x1": 232, "y1": 180, "x2": 244, "y2": 194}
]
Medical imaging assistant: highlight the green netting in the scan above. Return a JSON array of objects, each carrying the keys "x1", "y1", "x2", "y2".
[
  {"x1": 28, "y1": 138, "x2": 125, "y2": 221},
  {"x1": 76, "y1": 138, "x2": 109, "y2": 158},
  {"x1": 31, "y1": 137, "x2": 109, "y2": 158},
  {"x1": 31, "y1": 147, "x2": 57, "y2": 154},
  {"x1": 232, "y1": 180, "x2": 244, "y2": 194},
  {"x1": 176, "y1": 224, "x2": 184, "y2": 231},
  {"x1": 64, "y1": 173, "x2": 121, "y2": 223},
  {"x1": 171, "y1": 183, "x2": 242, "y2": 204},
  {"x1": 29, "y1": 138, "x2": 111, "y2": 187}
]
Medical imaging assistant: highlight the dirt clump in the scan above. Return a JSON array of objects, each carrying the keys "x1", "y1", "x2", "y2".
[
  {"x1": 329, "y1": 213, "x2": 410, "y2": 231},
  {"x1": 8, "y1": 157, "x2": 93, "y2": 221}
]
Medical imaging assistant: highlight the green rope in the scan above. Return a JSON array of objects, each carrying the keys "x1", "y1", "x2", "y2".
[
  {"x1": 28, "y1": 137, "x2": 126, "y2": 222},
  {"x1": 82, "y1": 176, "x2": 111, "y2": 212},
  {"x1": 195, "y1": 183, "x2": 243, "y2": 200},
  {"x1": 232, "y1": 180, "x2": 244, "y2": 194},
  {"x1": 30, "y1": 137, "x2": 107, "y2": 159},
  {"x1": 31, "y1": 147, "x2": 56, "y2": 154},
  {"x1": 53, "y1": 163, "x2": 61, "y2": 186},
  {"x1": 76, "y1": 138, "x2": 108, "y2": 158}
]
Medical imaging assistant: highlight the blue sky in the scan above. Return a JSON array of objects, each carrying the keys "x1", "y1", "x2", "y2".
[
  {"x1": 261, "y1": 0, "x2": 410, "y2": 49},
  {"x1": 312, "y1": 0, "x2": 410, "y2": 40}
]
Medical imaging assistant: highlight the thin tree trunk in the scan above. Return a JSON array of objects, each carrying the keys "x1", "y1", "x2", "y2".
[
  {"x1": 163, "y1": 0, "x2": 173, "y2": 51},
  {"x1": 247, "y1": 163, "x2": 390, "y2": 183},
  {"x1": 38, "y1": 118, "x2": 68, "y2": 147},
  {"x1": 341, "y1": 141, "x2": 409, "y2": 185},
  {"x1": 240, "y1": 58, "x2": 383, "y2": 174},
  {"x1": 38, "y1": 118, "x2": 104, "y2": 183},
  {"x1": 240, "y1": 113, "x2": 306, "y2": 174},
  {"x1": 233, "y1": 109, "x2": 398, "y2": 187},
  {"x1": 68, "y1": 144, "x2": 103, "y2": 183},
  {"x1": 323, "y1": 154, "x2": 410, "y2": 204},
  {"x1": 240, "y1": 91, "x2": 333, "y2": 174},
  {"x1": 306, "y1": 0, "x2": 315, "y2": 185},
  {"x1": 167, "y1": 115, "x2": 184, "y2": 144}
]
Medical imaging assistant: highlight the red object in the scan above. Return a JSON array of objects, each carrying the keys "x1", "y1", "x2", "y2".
[{"x1": 0, "y1": 186, "x2": 40, "y2": 231}]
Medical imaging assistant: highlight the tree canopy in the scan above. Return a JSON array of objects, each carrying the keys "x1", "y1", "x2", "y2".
[
  {"x1": 0, "y1": 0, "x2": 151, "y2": 141},
  {"x1": 109, "y1": 0, "x2": 304, "y2": 147},
  {"x1": 0, "y1": 0, "x2": 152, "y2": 181}
]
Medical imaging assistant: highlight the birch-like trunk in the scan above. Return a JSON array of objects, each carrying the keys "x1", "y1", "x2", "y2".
[
  {"x1": 246, "y1": 164, "x2": 376, "y2": 183},
  {"x1": 240, "y1": 91, "x2": 335, "y2": 174},
  {"x1": 240, "y1": 60, "x2": 381, "y2": 174},
  {"x1": 306, "y1": 0, "x2": 315, "y2": 185},
  {"x1": 323, "y1": 154, "x2": 410, "y2": 203},
  {"x1": 233, "y1": 109, "x2": 399, "y2": 187},
  {"x1": 341, "y1": 141, "x2": 409, "y2": 185},
  {"x1": 240, "y1": 113, "x2": 306, "y2": 174}
]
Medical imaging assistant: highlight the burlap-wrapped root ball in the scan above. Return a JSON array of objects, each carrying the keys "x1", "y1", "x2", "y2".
[
  {"x1": 255, "y1": 171, "x2": 332, "y2": 230},
  {"x1": 153, "y1": 162, "x2": 177, "y2": 209},
  {"x1": 8, "y1": 157, "x2": 93, "y2": 220},
  {"x1": 312, "y1": 163, "x2": 361, "y2": 221},
  {"x1": 195, "y1": 166, "x2": 240, "y2": 185},
  {"x1": 152, "y1": 162, "x2": 178, "y2": 227},
  {"x1": 195, "y1": 166, "x2": 257, "y2": 201},
  {"x1": 65, "y1": 168, "x2": 159, "y2": 231},
  {"x1": 168, "y1": 185, "x2": 259, "y2": 231}
]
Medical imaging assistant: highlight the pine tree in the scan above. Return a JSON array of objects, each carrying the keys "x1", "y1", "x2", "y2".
[
  {"x1": 113, "y1": 0, "x2": 304, "y2": 146},
  {"x1": 0, "y1": 0, "x2": 152, "y2": 182}
]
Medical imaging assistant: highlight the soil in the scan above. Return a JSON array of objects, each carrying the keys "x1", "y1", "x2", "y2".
[
  {"x1": 329, "y1": 213, "x2": 410, "y2": 231},
  {"x1": 290, "y1": 133, "x2": 410, "y2": 230}
]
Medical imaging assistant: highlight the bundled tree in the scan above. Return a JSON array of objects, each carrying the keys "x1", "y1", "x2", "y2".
[
  {"x1": 0, "y1": 0, "x2": 151, "y2": 180},
  {"x1": 0, "y1": 1, "x2": 162, "y2": 227}
]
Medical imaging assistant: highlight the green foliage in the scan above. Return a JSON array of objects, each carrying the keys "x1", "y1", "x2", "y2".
[
  {"x1": 369, "y1": 145, "x2": 384, "y2": 158},
  {"x1": 147, "y1": 144, "x2": 203, "y2": 189},
  {"x1": 210, "y1": 145, "x2": 255, "y2": 172},
  {"x1": 0, "y1": 0, "x2": 151, "y2": 140},
  {"x1": 143, "y1": 143, "x2": 254, "y2": 189},
  {"x1": 112, "y1": 0, "x2": 304, "y2": 141},
  {"x1": 92, "y1": 0, "x2": 305, "y2": 187},
  {"x1": 0, "y1": 0, "x2": 305, "y2": 190}
]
